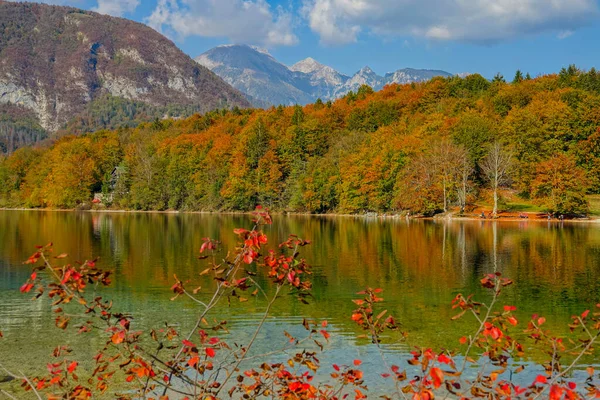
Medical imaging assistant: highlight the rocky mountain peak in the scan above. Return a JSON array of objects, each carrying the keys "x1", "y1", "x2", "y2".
[
  {"x1": 196, "y1": 45, "x2": 454, "y2": 107},
  {"x1": 290, "y1": 58, "x2": 325, "y2": 74}
]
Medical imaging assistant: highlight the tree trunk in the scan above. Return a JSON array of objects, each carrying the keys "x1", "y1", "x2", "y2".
[{"x1": 493, "y1": 183, "x2": 498, "y2": 217}]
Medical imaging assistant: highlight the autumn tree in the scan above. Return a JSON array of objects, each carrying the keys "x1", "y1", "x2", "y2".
[
  {"x1": 532, "y1": 154, "x2": 589, "y2": 214},
  {"x1": 455, "y1": 149, "x2": 474, "y2": 214},
  {"x1": 481, "y1": 142, "x2": 513, "y2": 217},
  {"x1": 431, "y1": 139, "x2": 467, "y2": 213},
  {"x1": 396, "y1": 139, "x2": 465, "y2": 214}
]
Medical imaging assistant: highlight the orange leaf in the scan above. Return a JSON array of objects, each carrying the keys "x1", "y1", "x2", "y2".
[
  {"x1": 67, "y1": 361, "x2": 78, "y2": 374},
  {"x1": 430, "y1": 367, "x2": 444, "y2": 389}
]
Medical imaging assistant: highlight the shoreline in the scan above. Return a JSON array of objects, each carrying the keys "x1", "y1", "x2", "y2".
[{"x1": 1, "y1": 207, "x2": 599, "y2": 223}]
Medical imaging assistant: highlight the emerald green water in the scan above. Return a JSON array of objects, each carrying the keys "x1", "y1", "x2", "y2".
[{"x1": 1, "y1": 211, "x2": 600, "y2": 395}]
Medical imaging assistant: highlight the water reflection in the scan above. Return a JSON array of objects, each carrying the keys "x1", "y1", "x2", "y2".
[{"x1": 1, "y1": 211, "x2": 600, "y2": 381}]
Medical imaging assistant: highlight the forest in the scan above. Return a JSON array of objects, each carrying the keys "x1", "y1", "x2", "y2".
[{"x1": 1, "y1": 65, "x2": 600, "y2": 216}]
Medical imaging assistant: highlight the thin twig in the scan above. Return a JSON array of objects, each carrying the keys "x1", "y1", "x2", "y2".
[
  {"x1": 214, "y1": 284, "x2": 282, "y2": 396},
  {"x1": 0, "y1": 390, "x2": 18, "y2": 400}
]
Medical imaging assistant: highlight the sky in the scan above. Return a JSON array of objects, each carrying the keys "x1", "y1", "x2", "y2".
[{"x1": 13, "y1": 0, "x2": 600, "y2": 78}]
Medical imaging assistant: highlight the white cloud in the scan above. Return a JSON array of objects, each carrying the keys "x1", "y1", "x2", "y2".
[
  {"x1": 92, "y1": 0, "x2": 140, "y2": 17},
  {"x1": 302, "y1": 0, "x2": 600, "y2": 45},
  {"x1": 146, "y1": 0, "x2": 299, "y2": 47},
  {"x1": 557, "y1": 30, "x2": 574, "y2": 39}
]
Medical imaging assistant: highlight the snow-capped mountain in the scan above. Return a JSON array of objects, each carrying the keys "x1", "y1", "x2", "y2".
[
  {"x1": 336, "y1": 66, "x2": 386, "y2": 96},
  {"x1": 290, "y1": 57, "x2": 350, "y2": 100},
  {"x1": 195, "y1": 45, "x2": 314, "y2": 107},
  {"x1": 196, "y1": 45, "x2": 454, "y2": 107},
  {"x1": 290, "y1": 58, "x2": 349, "y2": 87},
  {"x1": 385, "y1": 68, "x2": 454, "y2": 84}
]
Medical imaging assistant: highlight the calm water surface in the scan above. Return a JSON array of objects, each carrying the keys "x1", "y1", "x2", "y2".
[{"x1": 1, "y1": 211, "x2": 600, "y2": 395}]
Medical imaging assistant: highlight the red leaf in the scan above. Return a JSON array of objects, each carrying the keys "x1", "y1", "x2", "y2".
[
  {"x1": 582, "y1": 310, "x2": 590, "y2": 319},
  {"x1": 182, "y1": 340, "x2": 195, "y2": 347},
  {"x1": 550, "y1": 385, "x2": 565, "y2": 400},
  {"x1": 437, "y1": 354, "x2": 452, "y2": 365},
  {"x1": 353, "y1": 360, "x2": 362, "y2": 366},
  {"x1": 507, "y1": 316, "x2": 518, "y2": 326},
  {"x1": 20, "y1": 282, "x2": 34, "y2": 293},
  {"x1": 67, "y1": 361, "x2": 78, "y2": 374},
  {"x1": 205, "y1": 347, "x2": 216, "y2": 358},
  {"x1": 333, "y1": 364, "x2": 340, "y2": 372},
  {"x1": 503, "y1": 305, "x2": 516, "y2": 312},
  {"x1": 320, "y1": 330, "x2": 330, "y2": 340},
  {"x1": 534, "y1": 375, "x2": 548, "y2": 385},
  {"x1": 537, "y1": 317, "x2": 546, "y2": 326},
  {"x1": 187, "y1": 356, "x2": 199, "y2": 367},
  {"x1": 208, "y1": 337, "x2": 219, "y2": 345},
  {"x1": 430, "y1": 367, "x2": 444, "y2": 389}
]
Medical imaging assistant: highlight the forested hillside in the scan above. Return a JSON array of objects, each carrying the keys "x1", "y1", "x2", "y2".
[
  {"x1": 1, "y1": 67, "x2": 600, "y2": 215},
  {"x1": 0, "y1": 1, "x2": 249, "y2": 152}
]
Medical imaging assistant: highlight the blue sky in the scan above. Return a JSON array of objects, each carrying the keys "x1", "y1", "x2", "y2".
[{"x1": 20, "y1": 0, "x2": 600, "y2": 78}]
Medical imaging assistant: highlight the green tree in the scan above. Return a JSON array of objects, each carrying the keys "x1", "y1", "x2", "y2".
[
  {"x1": 512, "y1": 70, "x2": 524, "y2": 84},
  {"x1": 492, "y1": 73, "x2": 506, "y2": 83}
]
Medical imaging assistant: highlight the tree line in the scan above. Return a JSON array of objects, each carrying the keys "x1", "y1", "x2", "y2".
[{"x1": 1, "y1": 66, "x2": 599, "y2": 215}]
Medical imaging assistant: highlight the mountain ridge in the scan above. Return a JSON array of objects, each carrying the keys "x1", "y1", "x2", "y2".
[{"x1": 196, "y1": 45, "x2": 454, "y2": 107}]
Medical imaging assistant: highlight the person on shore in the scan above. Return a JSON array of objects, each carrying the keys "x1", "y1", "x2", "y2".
[{"x1": 480, "y1": 211, "x2": 486, "y2": 219}]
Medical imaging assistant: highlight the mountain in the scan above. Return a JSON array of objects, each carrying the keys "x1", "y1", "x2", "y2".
[
  {"x1": 290, "y1": 57, "x2": 349, "y2": 100},
  {"x1": 196, "y1": 45, "x2": 454, "y2": 107},
  {"x1": 0, "y1": 1, "x2": 249, "y2": 149},
  {"x1": 335, "y1": 66, "x2": 385, "y2": 97},
  {"x1": 385, "y1": 68, "x2": 456, "y2": 84},
  {"x1": 196, "y1": 45, "x2": 314, "y2": 107}
]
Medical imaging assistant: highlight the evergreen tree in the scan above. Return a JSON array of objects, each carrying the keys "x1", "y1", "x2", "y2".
[
  {"x1": 492, "y1": 73, "x2": 505, "y2": 83},
  {"x1": 512, "y1": 70, "x2": 524, "y2": 84}
]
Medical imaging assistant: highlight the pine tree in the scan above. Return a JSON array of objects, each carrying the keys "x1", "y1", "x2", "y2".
[
  {"x1": 512, "y1": 70, "x2": 524, "y2": 84},
  {"x1": 492, "y1": 73, "x2": 505, "y2": 83}
]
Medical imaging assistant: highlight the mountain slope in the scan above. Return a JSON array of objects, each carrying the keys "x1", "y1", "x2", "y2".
[
  {"x1": 196, "y1": 45, "x2": 455, "y2": 107},
  {"x1": 0, "y1": 1, "x2": 250, "y2": 134},
  {"x1": 290, "y1": 57, "x2": 349, "y2": 99},
  {"x1": 196, "y1": 45, "x2": 314, "y2": 106}
]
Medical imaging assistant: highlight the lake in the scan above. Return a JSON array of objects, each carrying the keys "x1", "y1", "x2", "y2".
[{"x1": 1, "y1": 211, "x2": 600, "y2": 396}]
